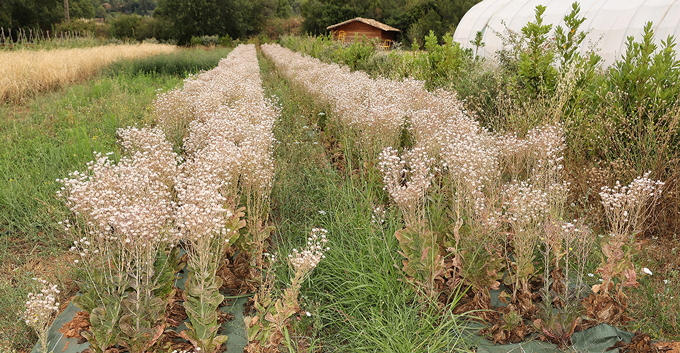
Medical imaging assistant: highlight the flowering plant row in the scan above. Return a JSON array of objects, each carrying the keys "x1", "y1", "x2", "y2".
[
  {"x1": 54, "y1": 44, "x2": 279, "y2": 353},
  {"x1": 261, "y1": 44, "x2": 663, "y2": 347}
]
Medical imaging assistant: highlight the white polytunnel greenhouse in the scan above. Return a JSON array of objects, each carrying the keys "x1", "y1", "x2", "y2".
[{"x1": 453, "y1": 0, "x2": 680, "y2": 66}]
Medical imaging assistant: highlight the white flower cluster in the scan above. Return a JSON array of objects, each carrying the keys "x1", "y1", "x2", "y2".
[
  {"x1": 371, "y1": 205, "x2": 386, "y2": 225},
  {"x1": 288, "y1": 228, "x2": 329, "y2": 273},
  {"x1": 57, "y1": 148, "x2": 178, "y2": 250},
  {"x1": 503, "y1": 181, "x2": 550, "y2": 227},
  {"x1": 408, "y1": 88, "x2": 480, "y2": 156},
  {"x1": 497, "y1": 124, "x2": 565, "y2": 180},
  {"x1": 378, "y1": 147, "x2": 434, "y2": 226},
  {"x1": 600, "y1": 171, "x2": 664, "y2": 236},
  {"x1": 600, "y1": 172, "x2": 664, "y2": 213},
  {"x1": 441, "y1": 131, "x2": 499, "y2": 194},
  {"x1": 23, "y1": 278, "x2": 60, "y2": 327},
  {"x1": 118, "y1": 125, "x2": 180, "y2": 189}
]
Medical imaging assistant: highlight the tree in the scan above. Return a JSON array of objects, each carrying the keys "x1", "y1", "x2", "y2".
[
  {"x1": 68, "y1": 0, "x2": 96, "y2": 19},
  {"x1": 96, "y1": 5, "x2": 107, "y2": 18},
  {"x1": 0, "y1": 0, "x2": 64, "y2": 32},
  {"x1": 154, "y1": 0, "x2": 275, "y2": 43},
  {"x1": 276, "y1": 0, "x2": 292, "y2": 18}
]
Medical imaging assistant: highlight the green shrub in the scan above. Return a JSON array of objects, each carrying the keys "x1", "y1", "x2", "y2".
[
  {"x1": 190, "y1": 36, "x2": 203, "y2": 46},
  {"x1": 422, "y1": 30, "x2": 470, "y2": 88},
  {"x1": 200, "y1": 35, "x2": 220, "y2": 46},
  {"x1": 589, "y1": 22, "x2": 680, "y2": 172},
  {"x1": 335, "y1": 35, "x2": 376, "y2": 69},
  {"x1": 220, "y1": 34, "x2": 233, "y2": 47},
  {"x1": 110, "y1": 14, "x2": 161, "y2": 42},
  {"x1": 54, "y1": 18, "x2": 96, "y2": 33}
]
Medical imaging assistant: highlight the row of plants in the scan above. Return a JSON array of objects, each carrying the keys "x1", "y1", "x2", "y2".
[
  {"x1": 21, "y1": 44, "x2": 325, "y2": 353},
  {"x1": 279, "y1": 11, "x2": 680, "y2": 339},
  {"x1": 103, "y1": 47, "x2": 233, "y2": 77},
  {"x1": 261, "y1": 43, "x2": 666, "y2": 348},
  {"x1": 256, "y1": 48, "x2": 478, "y2": 351},
  {"x1": 279, "y1": 31, "x2": 470, "y2": 90},
  {"x1": 279, "y1": 5, "x2": 680, "y2": 240}
]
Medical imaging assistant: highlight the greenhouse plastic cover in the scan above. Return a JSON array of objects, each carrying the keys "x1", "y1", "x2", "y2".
[{"x1": 453, "y1": 0, "x2": 680, "y2": 66}]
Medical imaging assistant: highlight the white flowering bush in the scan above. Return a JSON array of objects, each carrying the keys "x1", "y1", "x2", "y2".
[
  {"x1": 378, "y1": 146, "x2": 434, "y2": 227},
  {"x1": 594, "y1": 172, "x2": 664, "y2": 296},
  {"x1": 22, "y1": 279, "x2": 60, "y2": 353},
  {"x1": 245, "y1": 228, "x2": 329, "y2": 352},
  {"x1": 58, "y1": 135, "x2": 180, "y2": 352}
]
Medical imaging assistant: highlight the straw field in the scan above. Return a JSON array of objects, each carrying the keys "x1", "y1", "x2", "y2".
[{"x1": 1, "y1": 43, "x2": 178, "y2": 103}]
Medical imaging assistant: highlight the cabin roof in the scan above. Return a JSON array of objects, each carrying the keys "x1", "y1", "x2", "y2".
[{"x1": 327, "y1": 18, "x2": 400, "y2": 32}]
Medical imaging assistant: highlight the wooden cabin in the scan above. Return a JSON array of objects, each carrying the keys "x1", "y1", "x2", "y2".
[{"x1": 327, "y1": 18, "x2": 399, "y2": 46}]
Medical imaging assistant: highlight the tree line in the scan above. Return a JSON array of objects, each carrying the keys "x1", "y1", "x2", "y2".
[
  {"x1": 1, "y1": 0, "x2": 480, "y2": 46},
  {"x1": 300, "y1": 0, "x2": 480, "y2": 45}
]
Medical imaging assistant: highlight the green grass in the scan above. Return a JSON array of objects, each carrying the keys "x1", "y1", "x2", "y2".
[
  {"x1": 0, "y1": 48, "x2": 231, "y2": 350},
  {"x1": 103, "y1": 47, "x2": 233, "y2": 76},
  {"x1": 0, "y1": 74, "x2": 178, "y2": 239},
  {"x1": 259, "y1": 51, "x2": 471, "y2": 352}
]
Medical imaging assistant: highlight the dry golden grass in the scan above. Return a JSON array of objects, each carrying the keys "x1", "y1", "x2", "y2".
[{"x1": 0, "y1": 43, "x2": 178, "y2": 103}]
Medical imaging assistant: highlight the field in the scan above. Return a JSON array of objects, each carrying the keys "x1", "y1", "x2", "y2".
[
  {"x1": 1, "y1": 23, "x2": 680, "y2": 353},
  {"x1": 0, "y1": 44, "x2": 178, "y2": 103}
]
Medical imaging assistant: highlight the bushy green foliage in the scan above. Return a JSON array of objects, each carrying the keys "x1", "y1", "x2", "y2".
[
  {"x1": 109, "y1": 14, "x2": 163, "y2": 41},
  {"x1": 53, "y1": 18, "x2": 96, "y2": 33},
  {"x1": 554, "y1": 2, "x2": 587, "y2": 66},
  {"x1": 67, "y1": 0, "x2": 96, "y2": 19},
  {"x1": 220, "y1": 34, "x2": 233, "y2": 47},
  {"x1": 189, "y1": 35, "x2": 222, "y2": 46},
  {"x1": 279, "y1": 32, "x2": 471, "y2": 88},
  {"x1": 154, "y1": 0, "x2": 278, "y2": 44},
  {"x1": 517, "y1": 5, "x2": 557, "y2": 96},
  {"x1": 586, "y1": 22, "x2": 680, "y2": 173},
  {"x1": 422, "y1": 30, "x2": 468, "y2": 87},
  {"x1": 95, "y1": 5, "x2": 106, "y2": 18},
  {"x1": 335, "y1": 34, "x2": 376, "y2": 68}
]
